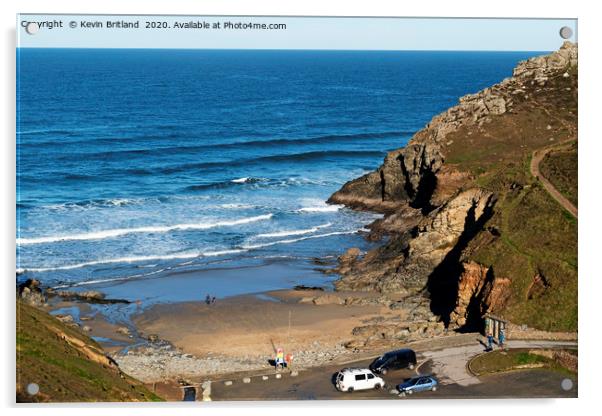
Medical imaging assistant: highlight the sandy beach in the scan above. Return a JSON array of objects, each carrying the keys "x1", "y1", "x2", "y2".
[
  {"x1": 108, "y1": 288, "x2": 409, "y2": 383},
  {"x1": 134, "y1": 289, "x2": 389, "y2": 358},
  {"x1": 45, "y1": 283, "x2": 408, "y2": 384}
]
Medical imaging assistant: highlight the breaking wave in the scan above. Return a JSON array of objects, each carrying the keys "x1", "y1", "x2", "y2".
[
  {"x1": 16, "y1": 249, "x2": 246, "y2": 273},
  {"x1": 17, "y1": 214, "x2": 273, "y2": 245},
  {"x1": 17, "y1": 228, "x2": 359, "y2": 273},
  {"x1": 242, "y1": 230, "x2": 358, "y2": 250},
  {"x1": 254, "y1": 223, "x2": 333, "y2": 238}
]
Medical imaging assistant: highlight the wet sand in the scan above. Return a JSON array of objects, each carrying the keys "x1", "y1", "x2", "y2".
[{"x1": 75, "y1": 258, "x2": 338, "y2": 307}]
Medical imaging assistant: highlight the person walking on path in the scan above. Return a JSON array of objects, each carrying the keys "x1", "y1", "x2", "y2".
[
  {"x1": 487, "y1": 333, "x2": 494, "y2": 351},
  {"x1": 499, "y1": 329, "x2": 506, "y2": 350}
]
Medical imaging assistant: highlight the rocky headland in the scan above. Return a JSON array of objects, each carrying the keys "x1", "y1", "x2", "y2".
[{"x1": 328, "y1": 42, "x2": 578, "y2": 338}]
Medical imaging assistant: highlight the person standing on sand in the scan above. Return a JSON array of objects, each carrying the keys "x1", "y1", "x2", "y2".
[{"x1": 205, "y1": 294, "x2": 211, "y2": 305}]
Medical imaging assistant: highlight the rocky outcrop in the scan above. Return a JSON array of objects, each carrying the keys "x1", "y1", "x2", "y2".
[
  {"x1": 345, "y1": 296, "x2": 446, "y2": 349},
  {"x1": 329, "y1": 42, "x2": 577, "y2": 213},
  {"x1": 334, "y1": 188, "x2": 495, "y2": 293},
  {"x1": 311, "y1": 294, "x2": 345, "y2": 305},
  {"x1": 46, "y1": 289, "x2": 130, "y2": 304},
  {"x1": 512, "y1": 42, "x2": 577, "y2": 82},
  {"x1": 448, "y1": 261, "x2": 511, "y2": 329},
  {"x1": 330, "y1": 42, "x2": 578, "y2": 331},
  {"x1": 18, "y1": 279, "x2": 46, "y2": 306}
]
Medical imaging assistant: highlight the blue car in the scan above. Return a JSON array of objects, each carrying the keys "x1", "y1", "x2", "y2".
[{"x1": 397, "y1": 375, "x2": 438, "y2": 395}]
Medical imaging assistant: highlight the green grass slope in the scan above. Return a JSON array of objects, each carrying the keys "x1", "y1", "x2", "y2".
[
  {"x1": 16, "y1": 300, "x2": 163, "y2": 403},
  {"x1": 444, "y1": 64, "x2": 577, "y2": 331},
  {"x1": 539, "y1": 142, "x2": 578, "y2": 208}
]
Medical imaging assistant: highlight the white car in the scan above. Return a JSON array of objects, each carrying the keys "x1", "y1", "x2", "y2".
[{"x1": 335, "y1": 368, "x2": 385, "y2": 392}]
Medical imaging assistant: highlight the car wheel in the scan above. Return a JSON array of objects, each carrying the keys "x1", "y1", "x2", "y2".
[
  {"x1": 347, "y1": 387, "x2": 354, "y2": 393},
  {"x1": 408, "y1": 364, "x2": 415, "y2": 370},
  {"x1": 374, "y1": 383, "x2": 381, "y2": 390},
  {"x1": 432, "y1": 386, "x2": 437, "y2": 392},
  {"x1": 381, "y1": 369, "x2": 387, "y2": 375},
  {"x1": 408, "y1": 389, "x2": 413, "y2": 395}
]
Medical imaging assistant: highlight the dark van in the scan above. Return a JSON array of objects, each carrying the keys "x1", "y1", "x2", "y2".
[{"x1": 369, "y1": 349, "x2": 417, "y2": 374}]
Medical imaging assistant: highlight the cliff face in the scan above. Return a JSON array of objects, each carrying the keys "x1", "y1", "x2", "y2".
[
  {"x1": 329, "y1": 42, "x2": 578, "y2": 332},
  {"x1": 335, "y1": 188, "x2": 495, "y2": 293}
]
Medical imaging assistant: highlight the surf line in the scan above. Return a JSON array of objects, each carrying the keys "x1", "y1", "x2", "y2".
[
  {"x1": 17, "y1": 214, "x2": 273, "y2": 245},
  {"x1": 16, "y1": 229, "x2": 360, "y2": 273}
]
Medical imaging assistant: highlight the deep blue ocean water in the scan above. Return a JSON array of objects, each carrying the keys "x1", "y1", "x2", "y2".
[{"x1": 16, "y1": 49, "x2": 542, "y2": 296}]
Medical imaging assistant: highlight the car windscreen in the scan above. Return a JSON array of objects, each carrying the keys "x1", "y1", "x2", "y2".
[
  {"x1": 373, "y1": 355, "x2": 388, "y2": 366},
  {"x1": 404, "y1": 378, "x2": 418, "y2": 386}
]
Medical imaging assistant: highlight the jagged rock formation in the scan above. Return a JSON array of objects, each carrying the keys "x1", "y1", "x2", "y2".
[
  {"x1": 329, "y1": 42, "x2": 578, "y2": 332},
  {"x1": 335, "y1": 188, "x2": 495, "y2": 294},
  {"x1": 18, "y1": 279, "x2": 46, "y2": 306},
  {"x1": 344, "y1": 296, "x2": 446, "y2": 350},
  {"x1": 448, "y1": 262, "x2": 511, "y2": 329}
]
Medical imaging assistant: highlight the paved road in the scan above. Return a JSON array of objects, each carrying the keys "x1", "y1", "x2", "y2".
[
  {"x1": 420, "y1": 340, "x2": 577, "y2": 387},
  {"x1": 209, "y1": 340, "x2": 577, "y2": 401},
  {"x1": 530, "y1": 141, "x2": 578, "y2": 218}
]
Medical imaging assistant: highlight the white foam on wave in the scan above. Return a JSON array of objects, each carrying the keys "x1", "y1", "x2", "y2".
[
  {"x1": 52, "y1": 266, "x2": 168, "y2": 289},
  {"x1": 16, "y1": 228, "x2": 360, "y2": 274},
  {"x1": 242, "y1": 230, "x2": 357, "y2": 250},
  {"x1": 17, "y1": 214, "x2": 273, "y2": 245},
  {"x1": 255, "y1": 223, "x2": 332, "y2": 239},
  {"x1": 296, "y1": 198, "x2": 342, "y2": 213},
  {"x1": 231, "y1": 177, "x2": 269, "y2": 184},
  {"x1": 297, "y1": 205, "x2": 341, "y2": 213},
  {"x1": 218, "y1": 203, "x2": 257, "y2": 209},
  {"x1": 16, "y1": 249, "x2": 246, "y2": 273},
  {"x1": 231, "y1": 177, "x2": 250, "y2": 183},
  {"x1": 39, "y1": 198, "x2": 141, "y2": 212}
]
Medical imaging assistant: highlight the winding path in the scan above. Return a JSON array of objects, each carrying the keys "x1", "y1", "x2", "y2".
[{"x1": 530, "y1": 141, "x2": 578, "y2": 219}]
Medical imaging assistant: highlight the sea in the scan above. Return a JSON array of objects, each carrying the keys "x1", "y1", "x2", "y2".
[{"x1": 16, "y1": 48, "x2": 542, "y2": 304}]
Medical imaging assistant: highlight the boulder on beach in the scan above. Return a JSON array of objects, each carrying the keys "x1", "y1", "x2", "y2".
[
  {"x1": 116, "y1": 326, "x2": 131, "y2": 336},
  {"x1": 293, "y1": 285, "x2": 324, "y2": 291},
  {"x1": 55, "y1": 314, "x2": 74, "y2": 324},
  {"x1": 312, "y1": 294, "x2": 345, "y2": 305},
  {"x1": 18, "y1": 279, "x2": 46, "y2": 306}
]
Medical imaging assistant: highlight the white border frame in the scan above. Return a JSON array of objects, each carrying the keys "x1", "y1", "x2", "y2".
[{"x1": 3, "y1": 1, "x2": 599, "y2": 415}]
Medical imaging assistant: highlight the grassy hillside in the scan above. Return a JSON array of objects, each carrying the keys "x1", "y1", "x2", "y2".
[
  {"x1": 329, "y1": 45, "x2": 577, "y2": 333},
  {"x1": 443, "y1": 64, "x2": 577, "y2": 331},
  {"x1": 539, "y1": 142, "x2": 578, "y2": 208},
  {"x1": 16, "y1": 300, "x2": 162, "y2": 402}
]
